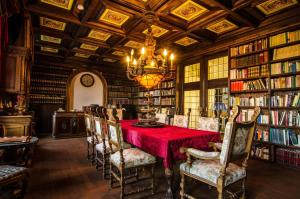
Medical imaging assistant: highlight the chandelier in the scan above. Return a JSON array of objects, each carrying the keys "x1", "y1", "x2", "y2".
[{"x1": 125, "y1": 15, "x2": 175, "y2": 89}]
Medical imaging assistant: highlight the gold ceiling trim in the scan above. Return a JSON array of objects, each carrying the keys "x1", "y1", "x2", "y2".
[
  {"x1": 142, "y1": 25, "x2": 168, "y2": 38},
  {"x1": 124, "y1": 40, "x2": 144, "y2": 49},
  {"x1": 41, "y1": 46, "x2": 58, "y2": 53},
  {"x1": 75, "y1": 53, "x2": 90, "y2": 58},
  {"x1": 171, "y1": 0, "x2": 208, "y2": 21},
  {"x1": 175, "y1": 37, "x2": 197, "y2": 46},
  {"x1": 40, "y1": 0, "x2": 74, "y2": 10},
  {"x1": 80, "y1": 43, "x2": 98, "y2": 51},
  {"x1": 206, "y1": 19, "x2": 238, "y2": 34},
  {"x1": 40, "y1": 35, "x2": 62, "y2": 44},
  {"x1": 88, "y1": 30, "x2": 111, "y2": 41},
  {"x1": 99, "y1": 9, "x2": 129, "y2": 26},
  {"x1": 40, "y1": 17, "x2": 66, "y2": 31},
  {"x1": 257, "y1": 0, "x2": 298, "y2": 15}
]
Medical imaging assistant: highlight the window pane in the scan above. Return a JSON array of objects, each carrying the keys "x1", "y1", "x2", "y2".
[
  {"x1": 208, "y1": 56, "x2": 228, "y2": 80},
  {"x1": 207, "y1": 88, "x2": 229, "y2": 117},
  {"x1": 184, "y1": 90, "x2": 200, "y2": 129},
  {"x1": 184, "y1": 63, "x2": 200, "y2": 83}
]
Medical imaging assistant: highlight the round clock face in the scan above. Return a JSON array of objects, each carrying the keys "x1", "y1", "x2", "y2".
[{"x1": 80, "y1": 74, "x2": 94, "y2": 87}]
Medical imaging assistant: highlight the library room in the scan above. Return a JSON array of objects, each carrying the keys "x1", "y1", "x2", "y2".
[{"x1": 0, "y1": 0, "x2": 300, "y2": 199}]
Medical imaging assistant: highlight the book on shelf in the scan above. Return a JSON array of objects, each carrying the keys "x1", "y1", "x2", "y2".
[
  {"x1": 230, "y1": 95, "x2": 269, "y2": 107},
  {"x1": 270, "y1": 110, "x2": 300, "y2": 127},
  {"x1": 230, "y1": 79, "x2": 268, "y2": 91},
  {"x1": 270, "y1": 75, "x2": 300, "y2": 89},
  {"x1": 276, "y1": 148, "x2": 300, "y2": 168},
  {"x1": 231, "y1": 51, "x2": 268, "y2": 68},
  {"x1": 271, "y1": 60, "x2": 300, "y2": 75},
  {"x1": 234, "y1": 109, "x2": 254, "y2": 122},
  {"x1": 161, "y1": 88, "x2": 175, "y2": 96},
  {"x1": 255, "y1": 129, "x2": 269, "y2": 142},
  {"x1": 251, "y1": 145, "x2": 270, "y2": 160},
  {"x1": 270, "y1": 29, "x2": 300, "y2": 47},
  {"x1": 270, "y1": 128, "x2": 300, "y2": 147},
  {"x1": 258, "y1": 114, "x2": 270, "y2": 124},
  {"x1": 273, "y1": 44, "x2": 300, "y2": 60},
  {"x1": 230, "y1": 38, "x2": 268, "y2": 56},
  {"x1": 161, "y1": 81, "x2": 175, "y2": 88},
  {"x1": 271, "y1": 92, "x2": 300, "y2": 107}
]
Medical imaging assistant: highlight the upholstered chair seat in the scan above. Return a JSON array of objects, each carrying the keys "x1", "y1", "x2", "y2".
[
  {"x1": 0, "y1": 165, "x2": 27, "y2": 182},
  {"x1": 180, "y1": 159, "x2": 246, "y2": 186},
  {"x1": 173, "y1": 115, "x2": 189, "y2": 128},
  {"x1": 95, "y1": 141, "x2": 131, "y2": 153},
  {"x1": 87, "y1": 135, "x2": 98, "y2": 144},
  {"x1": 110, "y1": 148, "x2": 156, "y2": 169}
]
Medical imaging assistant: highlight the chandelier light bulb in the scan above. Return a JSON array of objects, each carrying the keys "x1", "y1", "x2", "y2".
[
  {"x1": 151, "y1": 60, "x2": 155, "y2": 67},
  {"x1": 131, "y1": 49, "x2": 134, "y2": 55},
  {"x1": 170, "y1": 53, "x2": 174, "y2": 60},
  {"x1": 126, "y1": 56, "x2": 130, "y2": 62},
  {"x1": 163, "y1": 49, "x2": 168, "y2": 57},
  {"x1": 133, "y1": 59, "x2": 137, "y2": 66},
  {"x1": 141, "y1": 47, "x2": 145, "y2": 55}
]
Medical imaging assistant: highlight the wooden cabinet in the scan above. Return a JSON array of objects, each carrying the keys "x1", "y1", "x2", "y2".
[
  {"x1": 52, "y1": 112, "x2": 85, "y2": 138},
  {"x1": 4, "y1": 46, "x2": 31, "y2": 94},
  {"x1": 0, "y1": 116, "x2": 32, "y2": 137}
]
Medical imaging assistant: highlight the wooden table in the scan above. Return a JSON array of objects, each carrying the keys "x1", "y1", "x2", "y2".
[{"x1": 121, "y1": 120, "x2": 220, "y2": 199}]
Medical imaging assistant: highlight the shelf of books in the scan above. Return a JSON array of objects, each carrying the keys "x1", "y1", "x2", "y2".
[
  {"x1": 30, "y1": 65, "x2": 70, "y2": 105},
  {"x1": 229, "y1": 29, "x2": 300, "y2": 168},
  {"x1": 133, "y1": 79, "x2": 176, "y2": 109}
]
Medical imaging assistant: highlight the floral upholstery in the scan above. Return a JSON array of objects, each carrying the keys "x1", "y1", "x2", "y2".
[
  {"x1": 108, "y1": 109, "x2": 123, "y2": 120},
  {"x1": 214, "y1": 142, "x2": 223, "y2": 150},
  {"x1": 156, "y1": 113, "x2": 167, "y2": 124},
  {"x1": 95, "y1": 120, "x2": 102, "y2": 136},
  {"x1": 96, "y1": 141, "x2": 131, "y2": 153},
  {"x1": 110, "y1": 148, "x2": 156, "y2": 168},
  {"x1": 173, "y1": 115, "x2": 189, "y2": 128},
  {"x1": 108, "y1": 125, "x2": 123, "y2": 143},
  {"x1": 87, "y1": 135, "x2": 98, "y2": 144},
  {"x1": 219, "y1": 121, "x2": 234, "y2": 165},
  {"x1": 0, "y1": 165, "x2": 27, "y2": 181},
  {"x1": 198, "y1": 117, "x2": 219, "y2": 132},
  {"x1": 186, "y1": 148, "x2": 220, "y2": 159},
  {"x1": 233, "y1": 127, "x2": 249, "y2": 156},
  {"x1": 180, "y1": 159, "x2": 246, "y2": 186}
]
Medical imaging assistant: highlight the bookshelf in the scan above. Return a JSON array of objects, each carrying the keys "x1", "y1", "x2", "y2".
[
  {"x1": 133, "y1": 79, "x2": 176, "y2": 109},
  {"x1": 229, "y1": 30, "x2": 300, "y2": 167}
]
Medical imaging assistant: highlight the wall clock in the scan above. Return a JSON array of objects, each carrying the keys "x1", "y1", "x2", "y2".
[{"x1": 80, "y1": 74, "x2": 94, "y2": 87}]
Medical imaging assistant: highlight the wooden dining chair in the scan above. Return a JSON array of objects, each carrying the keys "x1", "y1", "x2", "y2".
[
  {"x1": 107, "y1": 108, "x2": 156, "y2": 199},
  {"x1": 179, "y1": 106, "x2": 261, "y2": 199},
  {"x1": 173, "y1": 108, "x2": 191, "y2": 128},
  {"x1": 84, "y1": 107, "x2": 97, "y2": 161},
  {"x1": 155, "y1": 108, "x2": 168, "y2": 124}
]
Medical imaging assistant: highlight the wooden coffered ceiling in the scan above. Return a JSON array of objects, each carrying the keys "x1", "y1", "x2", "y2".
[{"x1": 25, "y1": 0, "x2": 300, "y2": 66}]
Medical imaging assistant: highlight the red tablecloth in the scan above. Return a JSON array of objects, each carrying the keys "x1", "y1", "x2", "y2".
[{"x1": 121, "y1": 120, "x2": 220, "y2": 168}]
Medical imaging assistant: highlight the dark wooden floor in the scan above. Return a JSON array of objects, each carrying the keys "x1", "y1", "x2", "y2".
[{"x1": 25, "y1": 138, "x2": 300, "y2": 199}]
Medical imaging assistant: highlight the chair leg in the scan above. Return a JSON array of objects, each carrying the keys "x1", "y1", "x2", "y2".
[
  {"x1": 109, "y1": 162, "x2": 113, "y2": 188},
  {"x1": 120, "y1": 169, "x2": 124, "y2": 199},
  {"x1": 20, "y1": 177, "x2": 28, "y2": 199},
  {"x1": 217, "y1": 187, "x2": 223, "y2": 199},
  {"x1": 241, "y1": 178, "x2": 246, "y2": 199},
  {"x1": 151, "y1": 165, "x2": 155, "y2": 195},
  {"x1": 180, "y1": 173, "x2": 185, "y2": 199},
  {"x1": 87, "y1": 142, "x2": 90, "y2": 160}
]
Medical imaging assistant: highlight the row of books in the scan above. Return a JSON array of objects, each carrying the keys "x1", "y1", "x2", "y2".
[
  {"x1": 230, "y1": 38, "x2": 268, "y2": 56},
  {"x1": 270, "y1": 110, "x2": 300, "y2": 127},
  {"x1": 108, "y1": 86, "x2": 132, "y2": 93},
  {"x1": 251, "y1": 146, "x2": 270, "y2": 160},
  {"x1": 108, "y1": 91, "x2": 131, "y2": 98},
  {"x1": 161, "y1": 81, "x2": 175, "y2": 88},
  {"x1": 161, "y1": 88, "x2": 175, "y2": 96},
  {"x1": 230, "y1": 95, "x2": 269, "y2": 107},
  {"x1": 258, "y1": 114, "x2": 270, "y2": 124},
  {"x1": 231, "y1": 52, "x2": 268, "y2": 68},
  {"x1": 270, "y1": 92, "x2": 300, "y2": 107},
  {"x1": 161, "y1": 97, "x2": 176, "y2": 106},
  {"x1": 235, "y1": 109, "x2": 255, "y2": 122},
  {"x1": 271, "y1": 60, "x2": 300, "y2": 75},
  {"x1": 270, "y1": 128, "x2": 300, "y2": 147},
  {"x1": 255, "y1": 129, "x2": 269, "y2": 142},
  {"x1": 230, "y1": 79, "x2": 267, "y2": 91},
  {"x1": 276, "y1": 148, "x2": 300, "y2": 169},
  {"x1": 230, "y1": 65, "x2": 269, "y2": 79},
  {"x1": 108, "y1": 98, "x2": 132, "y2": 106},
  {"x1": 270, "y1": 75, "x2": 300, "y2": 89},
  {"x1": 270, "y1": 29, "x2": 300, "y2": 47},
  {"x1": 273, "y1": 44, "x2": 300, "y2": 60}
]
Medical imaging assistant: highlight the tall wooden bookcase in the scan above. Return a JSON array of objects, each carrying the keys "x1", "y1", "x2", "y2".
[{"x1": 228, "y1": 27, "x2": 300, "y2": 167}]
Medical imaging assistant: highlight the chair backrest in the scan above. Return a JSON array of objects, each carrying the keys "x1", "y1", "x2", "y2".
[
  {"x1": 84, "y1": 113, "x2": 94, "y2": 137},
  {"x1": 219, "y1": 106, "x2": 261, "y2": 168},
  {"x1": 156, "y1": 113, "x2": 167, "y2": 124},
  {"x1": 107, "y1": 108, "x2": 125, "y2": 152},
  {"x1": 173, "y1": 108, "x2": 191, "y2": 128},
  {"x1": 198, "y1": 117, "x2": 219, "y2": 132},
  {"x1": 107, "y1": 108, "x2": 124, "y2": 120}
]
